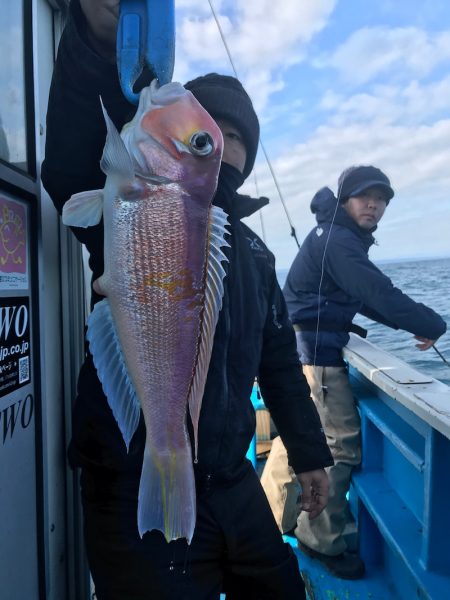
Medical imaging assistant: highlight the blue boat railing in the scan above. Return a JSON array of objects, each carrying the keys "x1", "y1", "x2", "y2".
[
  {"x1": 250, "y1": 335, "x2": 450, "y2": 599},
  {"x1": 344, "y1": 334, "x2": 450, "y2": 600}
]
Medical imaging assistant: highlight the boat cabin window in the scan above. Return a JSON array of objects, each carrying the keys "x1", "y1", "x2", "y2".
[{"x1": 0, "y1": 1, "x2": 30, "y2": 173}]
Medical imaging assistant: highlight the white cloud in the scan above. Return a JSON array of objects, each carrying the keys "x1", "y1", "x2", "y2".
[
  {"x1": 3, "y1": 125, "x2": 26, "y2": 164},
  {"x1": 174, "y1": 0, "x2": 336, "y2": 111},
  {"x1": 318, "y1": 26, "x2": 450, "y2": 85},
  {"x1": 175, "y1": 0, "x2": 221, "y2": 11},
  {"x1": 241, "y1": 116, "x2": 450, "y2": 268},
  {"x1": 0, "y1": 26, "x2": 23, "y2": 76},
  {"x1": 177, "y1": 14, "x2": 233, "y2": 66},
  {"x1": 320, "y1": 76, "x2": 450, "y2": 126},
  {"x1": 0, "y1": 23, "x2": 26, "y2": 165}
]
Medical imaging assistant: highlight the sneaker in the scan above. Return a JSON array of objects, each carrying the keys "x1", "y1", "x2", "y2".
[{"x1": 298, "y1": 542, "x2": 365, "y2": 580}]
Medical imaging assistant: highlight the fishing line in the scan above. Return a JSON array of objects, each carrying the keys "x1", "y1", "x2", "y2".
[
  {"x1": 208, "y1": 0, "x2": 300, "y2": 249},
  {"x1": 207, "y1": 0, "x2": 239, "y2": 78},
  {"x1": 253, "y1": 172, "x2": 267, "y2": 243},
  {"x1": 259, "y1": 141, "x2": 300, "y2": 248},
  {"x1": 432, "y1": 344, "x2": 450, "y2": 370},
  {"x1": 208, "y1": 0, "x2": 336, "y2": 360},
  {"x1": 312, "y1": 179, "x2": 345, "y2": 367}
]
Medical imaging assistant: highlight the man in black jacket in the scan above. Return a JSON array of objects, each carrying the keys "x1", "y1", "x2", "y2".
[
  {"x1": 262, "y1": 165, "x2": 447, "y2": 580},
  {"x1": 41, "y1": 1, "x2": 333, "y2": 598}
]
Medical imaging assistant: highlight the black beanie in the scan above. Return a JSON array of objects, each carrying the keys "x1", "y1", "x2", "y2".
[
  {"x1": 184, "y1": 73, "x2": 260, "y2": 179},
  {"x1": 338, "y1": 165, "x2": 395, "y2": 204}
]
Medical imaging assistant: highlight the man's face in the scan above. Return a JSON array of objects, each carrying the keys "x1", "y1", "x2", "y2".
[
  {"x1": 215, "y1": 118, "x2": 247, "y2": 173},
  {"x1": 342, "y1": 186, "x2": 388, "y2": 229}
]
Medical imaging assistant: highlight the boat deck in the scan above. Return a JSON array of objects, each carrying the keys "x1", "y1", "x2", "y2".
[{"x1": 288, "y1": 534, "x2": 399, "y2": 600}]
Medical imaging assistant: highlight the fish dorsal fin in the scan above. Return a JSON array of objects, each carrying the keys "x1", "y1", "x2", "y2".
[
  {"x1": 99, "y1": 97, "x2": 134, "y2": 179},
  {"x1": 188, "y1": 205, "x2": 230, "y2": 460},
  {"x1": 86, "y1": 299, "x2": 141, "y2": 451},
  {"x1": 62, "y1": 189, "x2": 104, "y2": 228}
]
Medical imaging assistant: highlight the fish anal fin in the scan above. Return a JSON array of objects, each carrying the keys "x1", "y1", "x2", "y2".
[{"x1": 86, "y1": 299, "x2": 140, "y2": 450}]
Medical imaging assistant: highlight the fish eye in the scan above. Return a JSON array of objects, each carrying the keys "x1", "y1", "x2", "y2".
[{"x1": 189, "y1": 131, "x2": 214, "y2": 156}]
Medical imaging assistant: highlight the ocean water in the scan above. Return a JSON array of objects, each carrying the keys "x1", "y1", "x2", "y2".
[{"x1": 277, "y1": 257, "x2": 450, "y2": 386}]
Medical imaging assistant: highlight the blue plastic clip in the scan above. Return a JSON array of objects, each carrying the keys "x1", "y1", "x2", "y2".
[{"x1": 117, "y1": 0, "x2": 175, "y2": 104}]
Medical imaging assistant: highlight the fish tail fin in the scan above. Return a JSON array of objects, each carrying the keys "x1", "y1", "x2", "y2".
[{"x1": 138, "y1": 445, "x2": 196, "y2": 544}]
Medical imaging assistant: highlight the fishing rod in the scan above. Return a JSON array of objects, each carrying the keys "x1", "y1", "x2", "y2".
[{"x1": 432, "y1": 344, "x2": 450, "y2": 371}]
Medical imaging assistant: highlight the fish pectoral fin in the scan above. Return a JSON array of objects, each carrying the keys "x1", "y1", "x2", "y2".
[
  {"x1": 138, "y1": 445, "x2": 196, "y2": 544},
  {"x1": 62, "y1": 189, "x2": 104, "y2": 228},
  {"x1": 188, "y1": 205, "x2": 230, "y2": 459},
  {"x1": 100, "y1": 97, "x2": 134, "y2": 179},
  {"x1": 86, "y1": 299, "x2": 141, "y2": 450}
]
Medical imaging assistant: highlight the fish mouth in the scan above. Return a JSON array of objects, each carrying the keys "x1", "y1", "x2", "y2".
[{"x1": 135, "y1": 171, "x2": 174, "y2": 185}]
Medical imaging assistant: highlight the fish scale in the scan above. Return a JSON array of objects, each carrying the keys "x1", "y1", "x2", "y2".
[{"x1": 113, "y1": 195, "x2": 204, "y2": 449}]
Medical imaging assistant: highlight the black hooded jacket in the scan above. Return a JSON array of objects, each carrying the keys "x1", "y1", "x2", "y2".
[
  {"x1": 41, "y1": 0, "x2": 332, "y2": 479},
  {"x1": 283, "y1": 187, "x2": 447, "y2": 366}
]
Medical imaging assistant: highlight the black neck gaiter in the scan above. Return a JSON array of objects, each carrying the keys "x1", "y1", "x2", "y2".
[{"x1": 213, "y1": 162, "x2": 245, "y2": 214}]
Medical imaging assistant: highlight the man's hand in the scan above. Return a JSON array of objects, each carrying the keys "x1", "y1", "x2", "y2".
[
  {"x1": 414, "y1": 336, "x2": 436, "y2": 351},
  {"x1": 79, "y1": 0, "x2": 120, "y2": 62},
  {"x1": 296, "y1": 468, "x2": 329, "y2": 520}
]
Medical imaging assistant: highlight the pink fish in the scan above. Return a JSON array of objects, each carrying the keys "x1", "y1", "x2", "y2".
[{"x1": 62, "y1": 81, "x2": 227, "y2": 543}]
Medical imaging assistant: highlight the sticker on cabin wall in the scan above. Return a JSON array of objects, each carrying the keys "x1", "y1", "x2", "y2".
[
  {"x1": 0, "y1": 196, "x2": 28, "y2": 291},
  {"x1": 0, "y1": 297, "x2": 31, "y2": 399}
]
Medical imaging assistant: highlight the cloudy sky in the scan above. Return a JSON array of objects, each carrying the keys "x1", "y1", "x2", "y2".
[{"x1": 172, "y1": 0, "x2": 450, "y2": 270}]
